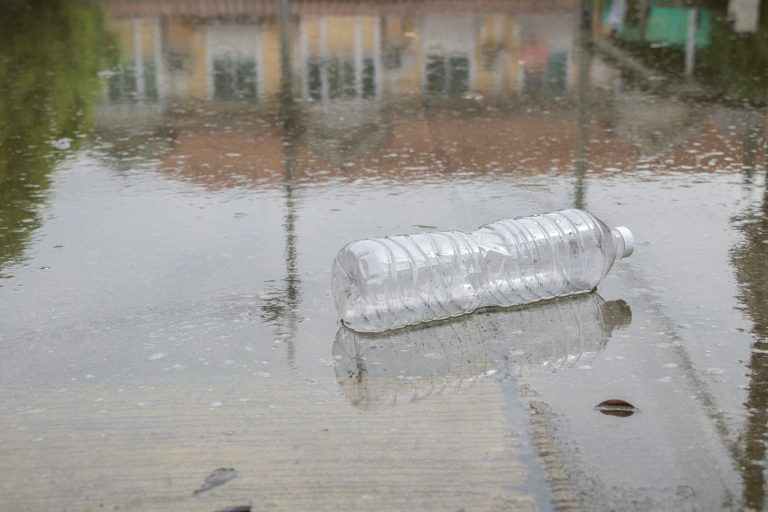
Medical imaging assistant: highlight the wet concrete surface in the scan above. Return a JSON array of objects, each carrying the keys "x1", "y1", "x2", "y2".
[{"x1": 1, "y1": 0, "x2": 767, "y2": 510}]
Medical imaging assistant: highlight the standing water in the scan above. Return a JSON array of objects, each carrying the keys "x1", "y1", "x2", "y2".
[{"x1": 0, "y1": 0, "x2": 767, "y2": 511}]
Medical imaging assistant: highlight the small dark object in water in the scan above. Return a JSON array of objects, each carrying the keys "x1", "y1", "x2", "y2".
[
  {"x1": 595, "y1": 399, "x2": 639, "y2": 417},
  {"x1": 215, "y1": 506, "x2": 251, "y2": 512},
  {"x1": 194, "y1": 467, "x2": 238, "y2": 495}
]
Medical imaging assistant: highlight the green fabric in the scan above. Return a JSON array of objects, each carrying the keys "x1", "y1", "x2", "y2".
[{"x1": 644, "y1": 6, "x2": 712, "y2": 47}]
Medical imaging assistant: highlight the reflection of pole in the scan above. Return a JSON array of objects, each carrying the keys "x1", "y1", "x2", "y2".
[
  {"x1": 468, "y1": 13, "x2": 476, "y2": 92},
  {"x1": 354, "y1": 16, "x2": 363, "y2": 99},
  {"x1": 278, "y1": 0, "x2": 292, "y2": 99},
  {"x1": 281, "y1": 0, "x2": 299, "y2": 365},
  {"x1": 256, "y1": 24, "x2": 265, "y2": 100},
  {"x1": 319, "y1": 16, "x2": 329, "y2": 102},
  {"x1": 742, "y1": 114, "x2": 759, "y2": 184},
  {"x1": 260, "y1": 0, "x2": 302, "y2": 365},
  {"x1": 282, "y1": 183, "x2": 299, "y2": 365},
  {"x1": 638, "y1": 0, "x2": 649, "y2": 40},
  {"x1": 685, "y1": 8, "x2": 697, "y2": 76},
  {"x1": 574, "y1": 0, "x2": 593, "y2": 210},
  {"x1": 132, "y1": 20, "x2": 145, "y2": 98},
  {"x1": 493, "y1": 15, "x2": 504, "y2": 95},
  {"x1": 299, "y1": 16, "x2": 308, "y2": 100},
  {"x1": 153, "y1": 19, "x2": 164, "y2": 100},
  {"x1": 373, "y1": 16, "x2": 382, "y2": 98}
]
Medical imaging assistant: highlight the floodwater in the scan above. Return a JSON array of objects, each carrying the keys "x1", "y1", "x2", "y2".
[{"x1": 1, "y1": 0, "x2": 767, "y2": 510}]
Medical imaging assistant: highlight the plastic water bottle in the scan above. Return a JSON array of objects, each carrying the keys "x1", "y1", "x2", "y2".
[
  {"x1": 332, "y1": 293, "x2": 631, "y2": 409},
  {"x1": 331, "y1": 209, "x2": 634, "y2": 333}
]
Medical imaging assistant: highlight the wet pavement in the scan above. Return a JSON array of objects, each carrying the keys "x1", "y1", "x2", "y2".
[{"x1": 1, "y1": 0, "x2": 767, "y2": 510}]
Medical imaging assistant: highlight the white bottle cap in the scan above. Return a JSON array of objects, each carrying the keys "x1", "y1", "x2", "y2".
[{"x1": 615, "y1": 226, "x2": 634, "y2": 258}]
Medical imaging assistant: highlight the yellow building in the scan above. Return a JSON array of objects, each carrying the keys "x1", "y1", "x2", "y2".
[{"x1": 100, "y1": 1, "x2": 583, "y2": 103}]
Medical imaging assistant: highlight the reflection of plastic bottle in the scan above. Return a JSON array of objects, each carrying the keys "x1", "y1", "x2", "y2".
[
  {"x1": 332, "y1": 209, "x2": 634, "y2": 332},
  {"x1": 333, "y1": 294, "x2": 631, "y2": 409}
]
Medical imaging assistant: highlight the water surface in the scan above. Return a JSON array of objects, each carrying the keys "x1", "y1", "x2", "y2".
[{"x1": 1, "y1": 1, "x2": 767, "y2": 510}]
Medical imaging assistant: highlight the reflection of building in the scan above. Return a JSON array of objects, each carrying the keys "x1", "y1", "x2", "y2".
[
  {"x1": 98, "y1": 1, "x2": 584, "y2": 102},
  {"x1": 205, "y1": 23, "x2": 262, "y2": 100},
  {"x1": 421, "y1": 14, "x2": 474, "y2": 94},
  {"x1": 93, "y1": 0, "x2": 767, "y2": 190},
  {"x1": 517, "y1": 13, "x2": 573, "y2": 93},
  {"x1": 105, "y1": 17, "x2": 280, "y2": 101},
  {"x1": 106, "y1": 18, "x2": 164, "y2": 101},
  {"x1": 299, "y1": 16, "x2": 380, "y2": 100}
]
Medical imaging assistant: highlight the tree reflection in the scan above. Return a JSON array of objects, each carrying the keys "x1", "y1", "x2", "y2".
[
  {"x1": 727, "y1": 5, "x2": 768, "y2": 507},
  {"x1": 574, "y1": 0, "x2": 593, "y2": 210},
  {"x1": 0, "y1": 0, "x2": 112, "y2": 272},
  {"x1": 732, "y1": 124, "x2": 768, "y2": 509}
]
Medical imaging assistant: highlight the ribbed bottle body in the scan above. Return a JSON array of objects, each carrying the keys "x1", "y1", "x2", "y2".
[
  {"x1": 332, "y1": 231, "x2": 486, "y2": 333},
  {"x1": 475, "y1": 209, "x2": 618, "y2": 308},
  {"x1": 332, "y1": 209, "x2": 632, "y2": 332}
]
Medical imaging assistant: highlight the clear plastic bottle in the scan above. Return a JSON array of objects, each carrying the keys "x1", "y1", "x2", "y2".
[{"x1": 332, "y1": 209, "x2": 634, "y2": 333}]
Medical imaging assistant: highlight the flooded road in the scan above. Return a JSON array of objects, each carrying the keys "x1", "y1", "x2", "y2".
[{"x1": 1, "y1": 0, "x2": 767, "y2": 510}]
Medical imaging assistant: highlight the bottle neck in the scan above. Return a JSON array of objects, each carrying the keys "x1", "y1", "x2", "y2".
[{"x1": 611, "y1": 226, "x2": 635, "y2": 259}]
